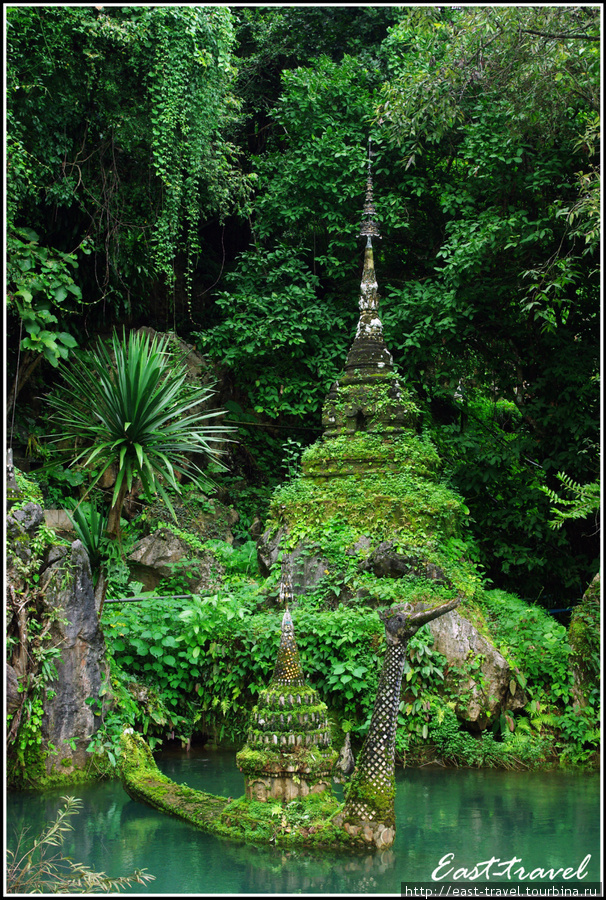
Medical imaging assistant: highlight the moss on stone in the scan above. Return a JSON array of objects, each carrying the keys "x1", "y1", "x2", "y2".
[
  {"x1": 119, "y1": 731, "x2": 229, "y2": 829},
  {"x1": 215, "y1": 792, "x2": 351, "y2": 849},
  {"x1": 342, "y1": 766, "x2": 396, "y2": 829},
  {"x1": 568, "y1": 574, "x2": 600, "y2": 704},
  {"x1": 272, "y1": 475, "x2": 464, "y2": 548},
  {"x1": 118, "y1": 731, "x2": 359, "y2": 849},
  {"x1": 322, "y1": 377, "x2": 421, "y2": 439},
  {"x1": 236, "y1": 743, "x2": 337, "y2": 778},
  {"x1": 302, "y1": 431, "x2": 441, "y2": 481}
]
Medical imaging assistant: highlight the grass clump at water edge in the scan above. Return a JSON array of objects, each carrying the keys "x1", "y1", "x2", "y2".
[{"x1": 6, "y1": 795, "x2": 155, "y2": 893}]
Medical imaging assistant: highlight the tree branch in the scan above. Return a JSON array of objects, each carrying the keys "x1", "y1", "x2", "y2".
[{"x1": 522, "y1": 28, "x2": 599, "y2": 42}]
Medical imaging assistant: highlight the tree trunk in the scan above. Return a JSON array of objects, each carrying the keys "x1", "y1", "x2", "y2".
[
  {"x1": 94, "y1": 568, "x2": 108, "y2": 617},
  {"x1": 6, "y1": 351, "x2": 43, "y2": 420},
  {"x1": 106, "y1": 479, "x2": 129, "y2": 541}
]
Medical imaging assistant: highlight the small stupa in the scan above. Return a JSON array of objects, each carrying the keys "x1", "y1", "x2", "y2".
[{"x1": 235, "y1": 568, "x2": 337, "y2": 802}]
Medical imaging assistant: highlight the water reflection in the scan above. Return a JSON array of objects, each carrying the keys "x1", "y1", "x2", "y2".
[{"x1": 6, "y1": 751, "x2": 601, "y2": 894}]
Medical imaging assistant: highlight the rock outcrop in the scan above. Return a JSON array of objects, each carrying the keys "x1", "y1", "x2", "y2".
[
  {"x1": 39, "y1": 539, "x2": 111, "y2": 776},
  {"x1": 6, "y1": 500, "x2": 111, "y2": 783},
  {"x1": 568, "y1": 572, "x2": 600, "y2": 710},
  {"x1": 128, "y1": 528, "x2": 191, "y2": 590},
  {"x1": 427, "y1": 609, "x2": 528, "y2": 731},
  {"x1": 127, "y1": 527, "x2": 226, "y2": 593}
]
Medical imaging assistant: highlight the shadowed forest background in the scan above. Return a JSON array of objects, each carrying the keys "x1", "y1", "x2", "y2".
[{"x1": 6, "y1": 5, "x2": 600, "y2": 606}]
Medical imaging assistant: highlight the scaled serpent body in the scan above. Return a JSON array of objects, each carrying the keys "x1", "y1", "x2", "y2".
[{"x1": 334, "y1": 598, "x2": 460, "y2": 846}]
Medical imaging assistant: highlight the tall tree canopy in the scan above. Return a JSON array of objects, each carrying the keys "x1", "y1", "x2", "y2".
[
  {"x1": 5, "y1": 5, "x2": 600, "y2": 604},
  {"x1": 6, "y1": 4, "x2": 250, "y2": 400}
]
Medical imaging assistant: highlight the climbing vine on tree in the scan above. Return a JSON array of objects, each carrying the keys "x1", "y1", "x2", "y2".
[
  {"x1": 6, "y1": 6, "x2": 250, "y2": 324},
  {"x1": 146, "y1": 7, "x2": 247, "y2": 297}
]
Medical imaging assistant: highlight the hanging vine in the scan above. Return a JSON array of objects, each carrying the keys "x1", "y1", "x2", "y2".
[
  {"x1": 147, "y1": 7, "x2": 246, "y2": 312},
  {"x1": 6, "y1": 6, "x2": 251, "y2": 330}
]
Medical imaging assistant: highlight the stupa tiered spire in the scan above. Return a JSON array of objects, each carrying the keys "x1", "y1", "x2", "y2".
[
  {"x1": 236, "y1": 562, "x2": 337, "y2": 802},
  {"x1": 342, "y1": 139, "x2": 393, "y2": 382},
  {"x1": 270, "y1": 566, "x2": 306, "y2": 687},
  {"x1": 358, "y1": 140, "x2": 381, "y2": 243}
]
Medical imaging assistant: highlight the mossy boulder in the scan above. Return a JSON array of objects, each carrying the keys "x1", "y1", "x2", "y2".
[
  {"x1": 568, "y1": 573, "x2": 600, "y2": 709},
  {"x1": 427, "y1": 608, "x2": 528, "y2": 730}
]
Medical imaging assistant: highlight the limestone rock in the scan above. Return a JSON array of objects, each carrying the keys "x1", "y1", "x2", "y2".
[
  {"x1": 336, "y1": 731, "x2": 355, "y2": 778},
  {"x1": 6, "y1": 664, "x2": 20, "y2": 717},
  {"x1": 258, "y1": 527, "x2": 356, "y2": 599},
  {"x1": 257, "y1": 526, "x2": 286, "y2": 577},
  {"x1": 44, "y1": 545, "x2": 70, "y2": 568},
  {"x1": 6, "y1": 515, "x2": 31, "y2": 569},
  {"x1": 145, "y1": 494, "x2": 237, "y2": 545},
  {"x1": 127, "y1": 527, "x2": 226, "y2": 593},
  {"x1": 129, "y1": 527, "x2": 189, "y2": 572},
  {"x1": 428, "y1": 610, "x2": 528, "y2": 731},
  {"x1": 249, "y1": 515, "x2": 264, "y2": 540},
  {"x1": 39, "y1": 540, "x2": 111, "y2": 774},
  {"x1": 191, "y1": 552, "x2": 225, "y2": 594},
  {"x1": 358, "y1": 540, "x2": 451, "y2": 584},
  {"x1": 128, "y1": 528, "x2": 190, "y2": 590},
  {"x1": 11, "y1": 502, "x2": 45, "y2": 535},
  {"x1": 568, "y1": 573, "x2": 600, "y2": 710},
  {"x1": 194, "y1": 502, "x2": 238, "y2": 544},
  {"x1": 44, "y1": 509, "x2": 74, "y2": 533}
]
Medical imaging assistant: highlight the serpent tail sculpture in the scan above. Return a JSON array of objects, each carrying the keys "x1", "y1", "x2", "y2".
[{"x1": 333, "y1": 597, "x2": 460, "y2": 848}]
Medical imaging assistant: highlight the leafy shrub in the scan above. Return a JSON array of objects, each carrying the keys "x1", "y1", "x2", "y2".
[
  {"x1": 429, "y1": 391, "x2": 594, "y2": 600},
  {"x1": 204, "y1": 539, "x2": 259, "y2": 577},
  {"x1": 100, "y1": 581, "x2": 598, "y2": 767},
  {"x1": 46, "y1": 328, "x2": 231, "y2": 537},
  {"x1": 103, "y1": 594, "x2": 385, "y2": 745},
  {"x1": 422, "y1": 703, "x2": 550, "y2": 769},
  {"x1": 65, "y1": 501, "x2": 108, "y2": 582},
  {"x1": 477, "y1": 589, "x2": 570, "y2": 698}
]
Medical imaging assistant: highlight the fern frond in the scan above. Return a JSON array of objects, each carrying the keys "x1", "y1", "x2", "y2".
[{"x1": 541, "y1": 471, "x2": 600, "y2": 530}]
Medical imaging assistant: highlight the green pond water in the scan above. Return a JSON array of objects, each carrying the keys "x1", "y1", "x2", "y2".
[{"x1": 6, "y1": 749, "x2": 601, "y2": 895}]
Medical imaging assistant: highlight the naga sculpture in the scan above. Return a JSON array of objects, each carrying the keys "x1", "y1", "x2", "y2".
[
  {"x1": 333, "y1": 598, "x2": 460, "y2": 848},
  {"x1": 118, "y1": 596, "x2": 459, "y2": 850}
]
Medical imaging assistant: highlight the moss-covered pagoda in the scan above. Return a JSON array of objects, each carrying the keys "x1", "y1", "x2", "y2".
[
  {"x1": 236, "y1": 576, "x2": 338, "y2": 802},
  {"x1": 120, "y1": 591, "x2": 457, "y2": 850},
  {"x1": 118, "y1": 146, "x2": 464, "y2": 850}
]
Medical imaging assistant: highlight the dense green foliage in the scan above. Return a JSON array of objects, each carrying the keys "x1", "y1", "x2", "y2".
[
  {"x1": 8, "y1": 5, "x2": 598, "y2": 604},
  {"x1": 6, "y1": 473, "x2": 71, "y2": 787},
  {"x1": 99, "y1": 563, "x2": 599, "y2": 771},
  {"x1": 6, "y1": 6, "x2": 246, "y2": 302},
  {"x1": 5, "y1": 7, "x2": 600, "y2": 789},
  {"x1": 102, "y1": 588, "x2": 383, "y2": 749}
]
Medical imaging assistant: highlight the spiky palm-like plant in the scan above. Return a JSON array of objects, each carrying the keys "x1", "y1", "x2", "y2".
[
  {"x1": 48, "y1": 329, "x2": 230, "y2": 538},
  {"x1": 65, "y1": 502, "x2": 108, "y2": 583}
]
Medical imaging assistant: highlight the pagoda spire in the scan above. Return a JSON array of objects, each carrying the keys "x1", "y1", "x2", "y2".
[
  {"x1": 358, "y1": 139, "x2": 381, "y2": 243},
  {"x1": 270, "y1": 564, "x2": 306, "y2": 687},
  {"x1": 343, "y1": 139, "x2": 393, "y2": 379}
]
